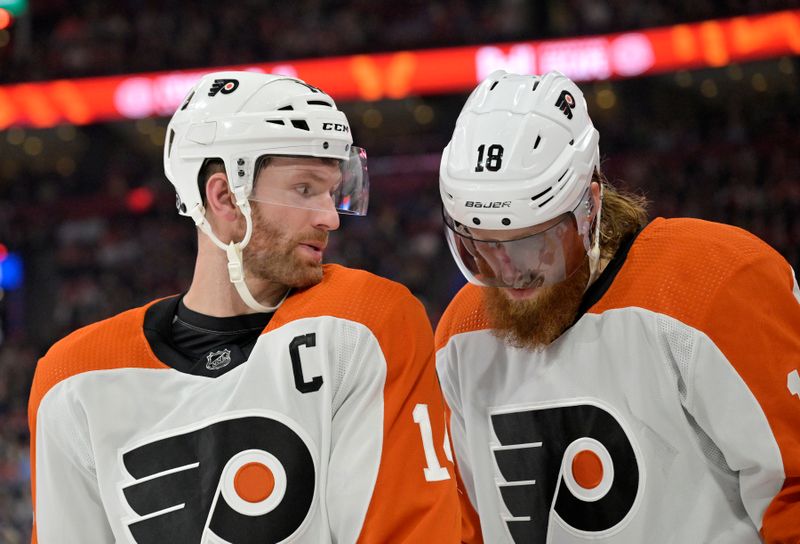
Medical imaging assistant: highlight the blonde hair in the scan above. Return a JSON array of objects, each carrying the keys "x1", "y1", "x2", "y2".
[{"x1": 595, "y1": 170, "x2": 649, "y2": 260}]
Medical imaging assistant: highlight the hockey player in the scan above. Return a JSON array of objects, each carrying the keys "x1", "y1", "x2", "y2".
[
  {"x1": 435, "y1": 71, "x2": 800, "y2": 543},
  {"x1": 29, "y1": 72, "x2": 459, "y2": 543}
]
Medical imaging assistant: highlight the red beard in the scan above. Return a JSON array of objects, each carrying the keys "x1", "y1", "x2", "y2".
[
  {"x1": 484, "y1": 259, "x2": 590, "y2": 350},
  {"x1": 243, "y1": 205, "x2": 329, "y2": 289}
]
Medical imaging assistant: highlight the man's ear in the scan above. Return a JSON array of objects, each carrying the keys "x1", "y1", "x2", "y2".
[
  {"x1": 590, "y1": 180, "x2": 602, "y2": 220},
  {"x1": 205, "y1": 172, "x2": 240, "y2": 223}
]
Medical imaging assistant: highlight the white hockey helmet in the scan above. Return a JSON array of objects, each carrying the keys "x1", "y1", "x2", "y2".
[
  {"x1": 165, "y1": 71, "x2": 368, "y2": 220},
  {"x1": 440, "y1": 70, "x2": 601, "y2": 290},
  {"x1": 164, "y1": 71, "x2": 369, "y2": 312}
]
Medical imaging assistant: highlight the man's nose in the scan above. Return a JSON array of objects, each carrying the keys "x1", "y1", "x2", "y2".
[
  {"x1": 312, "y1": 196, "x2": 340, "y2": 231},
  {"x1": 483, "y1": 244, "x2": 519, "y2": 283}
]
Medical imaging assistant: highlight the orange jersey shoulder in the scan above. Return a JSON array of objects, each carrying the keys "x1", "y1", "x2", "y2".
[
  {"x1": 30, "y1": 301, "x2": 167, "y2": 423},
  {"x1": 434, "y1": 282, "x2": 491, "y2": 352},
  {"x1": 268, "y1": 263, "x2": 429, "y2": 340},
  {"x1": 28, "y1": 299, "x2": 168, "y2": 527},
  {"x1": 591, "y1": 217, "x2": 795, "y2": 324}
]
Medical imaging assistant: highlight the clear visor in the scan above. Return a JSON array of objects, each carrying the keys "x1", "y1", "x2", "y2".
[
  {"x1": 249, "y1": 146, "x2": 369, "y2": 216},
  {"x1": 443, "y1": 200, "x2": 591, "y2": 290}
]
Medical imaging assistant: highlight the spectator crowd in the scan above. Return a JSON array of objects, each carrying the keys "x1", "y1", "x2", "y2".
[{"x1": 1, "y1": 0, "x2": 796, "y2": 82}]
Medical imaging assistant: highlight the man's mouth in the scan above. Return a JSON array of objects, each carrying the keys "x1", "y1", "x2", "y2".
[
  {"x1": 505, "y1": 286, "x2": 539, "y2": 300},
  {"x1": 298, "y1": 241, "x2": 326, "y2": 262}
]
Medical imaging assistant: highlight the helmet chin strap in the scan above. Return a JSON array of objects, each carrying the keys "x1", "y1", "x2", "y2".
[
  {"x1": 187, "y1": 191, "x2": 289, "y2": 313},
  {"x1": 586, "y1": 183, "x2": 604, "y2": 290}
]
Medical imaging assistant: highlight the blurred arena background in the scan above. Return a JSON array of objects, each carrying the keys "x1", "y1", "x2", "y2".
[{"x1": 1, "y1": 1, "x2": 799, "y2": 540}]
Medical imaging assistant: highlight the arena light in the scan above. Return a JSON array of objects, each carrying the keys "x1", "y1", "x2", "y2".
[
  {"x1": 0, "y1": 250, "x2": 23, "y2": 290},
  {"x1": 0, "y1": 8, "x2": 12, "y2": 30},
  {"x1": 0, "y1": 9, "x2": 798, "y2": 129},
  {"x1": 0, "y1": 0, "x2": 26, "y2": 16},
  {"x1": 126, "y1": 187, "x2": 155, "y2": 213}
]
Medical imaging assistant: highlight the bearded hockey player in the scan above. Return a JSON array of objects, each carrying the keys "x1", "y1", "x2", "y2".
[
  {"x1": 29, "y1": 72, "x2": 459, "y2": 543},
  {"x1": 435, "y1": 71, "x2": 800, "y2": 543}
]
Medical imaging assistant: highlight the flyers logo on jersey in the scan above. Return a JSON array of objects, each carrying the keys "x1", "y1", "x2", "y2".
[
  {"x1": 209, "y1": 79, "x2": 239, "y2": 97},
  {"x1": 490, "y1": 401, "x2": 642, "y2": 542},
  {"x1": 120, "y1": 413, "x2": 316, "y2": 543}
]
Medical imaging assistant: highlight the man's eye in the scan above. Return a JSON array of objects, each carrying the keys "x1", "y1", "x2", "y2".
[{"x1": 295, "y1": 185, "x2": 311, "y2": 196}]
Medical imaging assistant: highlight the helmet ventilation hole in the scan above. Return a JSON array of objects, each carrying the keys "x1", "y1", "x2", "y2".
[
  {"x1": 291, "y1": 120, "x2": 310, "y2": 131},
  {"x1": 531, "y1": 187, "x2": 551, "y2": 201},
  {"x1": 489, "y1": 81, "x2": 499, "y2": 91},
  {"x1": 266, "y1": 119, "x2": 285, "y2": 126},
  {"x1": 278, "y1": 105, "x2": 294, "y2": 111},
  {"x1": 502, "y1": 218, "x2": 511, "y2": 226},
  {"x1": 533, "y1": 134, "x2": 541, "y2": 149},
  {"x1": 180, "y1": 91, "x2": 195, "y2": 111},
  {"x1": 167, "y1": 129, "x2": 176, "y2": 157},
  {"x1": 472, "y1": 218, "x2": 481, "y2": 225}
]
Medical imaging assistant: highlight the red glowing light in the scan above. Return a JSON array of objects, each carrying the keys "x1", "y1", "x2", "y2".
[
  {"x1": 0, "y1": 9, "x2": 11, "y2": 30},
  {"x1": 126, "y1": 187, "x2": 155, "y2": 213}
]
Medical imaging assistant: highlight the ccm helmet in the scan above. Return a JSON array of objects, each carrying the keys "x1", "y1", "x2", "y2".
[
  {"x1": 164, "y1": 71, "x2": 369, "y2": 311},
  {"x1": 439, "y1": 70, "x2": 602, "y2": 290}
]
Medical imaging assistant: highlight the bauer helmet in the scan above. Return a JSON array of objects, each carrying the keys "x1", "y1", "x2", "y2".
[{"x1": 439, "y1": 70, "x2": 601, "y2": 290}]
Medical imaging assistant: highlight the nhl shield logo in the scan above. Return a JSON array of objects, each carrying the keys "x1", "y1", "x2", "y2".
[{"x1": 206, "y1": 348, "x2": 232, "y2": 371}]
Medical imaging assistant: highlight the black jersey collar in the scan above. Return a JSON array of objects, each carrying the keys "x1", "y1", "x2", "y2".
[
  {"x1": 143, "y1": 295, "x2": 272, "y2": 377},
  {"x1": 176, "y1": 298, "x2": 271, "y2": 333}
]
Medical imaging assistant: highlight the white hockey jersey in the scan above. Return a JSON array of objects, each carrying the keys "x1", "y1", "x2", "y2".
[
  {"x1": 435, "y1": 218, "x2": 800, "y2": 543},
  {"x1": 30, "y1": 264, "x2": 460, "y2": 543}
]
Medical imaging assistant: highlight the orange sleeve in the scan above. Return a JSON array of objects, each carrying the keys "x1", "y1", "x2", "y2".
[
  {"x1": 356, "y1": 286, "x2": 461, "y2": 543},
  {"x1": 707, "y1": 254, "x2": 800, "y2": 543}
]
